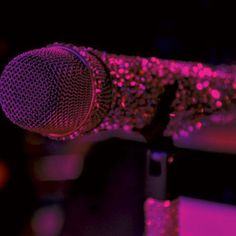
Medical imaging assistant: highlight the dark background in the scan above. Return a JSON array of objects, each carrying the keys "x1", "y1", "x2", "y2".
[{"x1": 1, "y1": 1, "x2": 236, "y2": 235}]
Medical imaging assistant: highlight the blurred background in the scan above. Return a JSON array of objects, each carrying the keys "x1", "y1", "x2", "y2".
[{"x1": 1, "y1": 1, "x2": 236, "y2": 235}]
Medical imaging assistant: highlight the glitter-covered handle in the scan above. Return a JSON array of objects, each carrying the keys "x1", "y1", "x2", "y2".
[{"x1": 91, "y1": 49, "x2": 236, "y2": 141}]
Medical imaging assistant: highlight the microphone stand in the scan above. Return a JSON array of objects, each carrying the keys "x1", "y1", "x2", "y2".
[{"x1": 140, "y1": 81, "x2": 180, "y2": 236}]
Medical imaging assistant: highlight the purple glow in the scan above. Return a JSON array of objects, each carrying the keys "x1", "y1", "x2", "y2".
[
  {"x1": 179, "y1": 130, "x2": 189, "y2": 137},
  {"x1": 31, "y1": 206, "x2": 64, "y2": 236}
]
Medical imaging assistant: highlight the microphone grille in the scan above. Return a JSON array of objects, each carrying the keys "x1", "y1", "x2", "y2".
[{"x1": 0, "y1": 46, "x2": 99, "y2": 138}]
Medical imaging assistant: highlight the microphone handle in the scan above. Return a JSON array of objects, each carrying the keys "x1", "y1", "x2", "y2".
[{"x1": 90, "y1": 48, "x2": 236, "y2": 141}]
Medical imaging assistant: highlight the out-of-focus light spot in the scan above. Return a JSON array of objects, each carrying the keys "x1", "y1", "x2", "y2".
[
  {"x1": 199, "y1": 71, "x2": 205, "y2": 78},
  {"x1": 204, "y1": 67, "x2": 212, "y2": 76},
  {"x1": 163, "y1": 200, "x2": 171, "y2": 208},
  {"x1": 197, "y1": 63, "x2": 203, "y2": 69},
  {"x1": 216, "y1": 100, "x2": 222, "y2": 108},
  {"x1": 196, "y1": 83, "x2": 203, "y2": 90},
  {"x1": 117, "y1": 81, "x2": 123, "y2": 87},
  {"x1": 182, "y1": 66, "x2": 189, "y2": 76},
  {"x1": 31, "y1": 205, "x2": 64, "y2": 236},
  {"x1": 168, "y1": 156, "x2": 174, "y2": 164},
  {"x1": 146, "y1": 198, "x2": 156, "y2": 205},
  {"x1": 233, "y1": 82, "x2": 236, "y2": 89},
  {"x1": 203, "y1": 81, "x2": 209, "y2": 88},
  {"x1": 124, "y1": 62, "x2": 129, "y2": 68},
  {"x1": 121, "y1": 96, "x2": 126, "y2": 108},
  {"x1": 196, "y1": 122, "x2": 202, "y2": 129},
  {"x1": 123, "y1": 124, "x2": 131, "y2": 131},
  {"x1": 211, "y1": 89, "x2": 221, "y2": 99},
  {"x1": 146, "y1": 220, "x2": 152, "y2": 226},
  {"x1": 118, "y1": 68, "x2": 124, "y2": 74},
  {"x1": 0, "y1": 160, "x2": 10, "y2": 189},
  {"x1": 179, "y1": 130, "x2": 189, "y2": 137},
  {"x1": 169, "y1": 113, "x2": 176, "y2": 117},
  {"x1": 130, "y1": 81, "x2": 136, "y2": 86},
  {"x1": 193, "y1": 66, "x2": 198, "y2": 73}
]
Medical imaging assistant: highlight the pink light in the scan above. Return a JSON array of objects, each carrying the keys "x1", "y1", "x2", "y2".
[
  {"x1": 113, "y1": 123, "x2": 119, "y2": 129},
  {"x1": 146, "y1": 198, "x2": 155, "y2": 205},
  {"x1": 180, "y1": 130, "x2": 189, "y2": 137},
  {"x1": 150, "y1": 57, "x2": 160, "y2": 63},
  {"x1": 118, "y1": 68, "x2": 124, "y2": 74},
  {"x1": 199, "y1": 71, "x2": 205, "y2": 78},
  {"x1": 163, "y1": 200, "x2": 171, "y2": 207},
  {"x1": 211, "y1": 89, "x2": 221, "y2": 99},
  {"x1": 204, "y1": 67, "x2": 212, "y2": 76},
  {"x1": 117, "y1": 82, "x2": 123, "y2": 87},
  {"x1": 182, "y1": 66, "x2": 189, "y2": 76},
  {"x1": 124, "y1": 62, "x2": 129, "y2": 68},
  {"x1": 123, "y1": 125, "x2": 131, "y2": 131},
  {"x1": 142, "y1": 59, "x2": 148, "y2": 65},
  {"x1": 233, "y1": 82, "x2": 236, "y2": 89},
  {"x1": 203, "y1": 81, "x2": 209, "y2": 88},
  {"x1": 216, "y1": 100, "x2": 222, "y2": 108},
  {"x1": 125, "y1": 74, "x2": 131, "y2": 80},
  {"x1": 196, "y1": 83, "x2": 203, "y2": 90},
  {"x1": 139, "y1": 84, "x2": 146, "y2": 90},
  {"x1": 193, "y1": 66, "x2": 198, "y2": 73},
  {"x1": 196, "y1": 122, "x2": 202, "y2": 129},
  {"x1": 212, "y1": 71, "x2": 217, "y2": 77},
  {"x1": 168, "y1": 156, "x2": 174, "y2": 164},
  {"x1": 197, "y1": 63, "x2": 203, "y2": 68}
]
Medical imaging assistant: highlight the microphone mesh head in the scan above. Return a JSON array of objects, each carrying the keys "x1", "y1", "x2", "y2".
[{"x1": 0, "y1": 46, "x2": 95, "y2": 137}]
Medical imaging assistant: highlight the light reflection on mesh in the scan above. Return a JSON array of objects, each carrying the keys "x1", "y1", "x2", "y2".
[{"x1": 0, "y1": 47, "x2": 93, "y2": 135}]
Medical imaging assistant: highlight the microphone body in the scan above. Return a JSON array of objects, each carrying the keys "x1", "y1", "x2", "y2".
[{"x1": 1, "y1": 42, "x2": 236, "y2": 140}]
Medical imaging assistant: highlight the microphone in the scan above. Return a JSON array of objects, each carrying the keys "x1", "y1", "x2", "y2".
[{"x1": 0, "y1": 42, "x2": 236, "y2": 141}]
